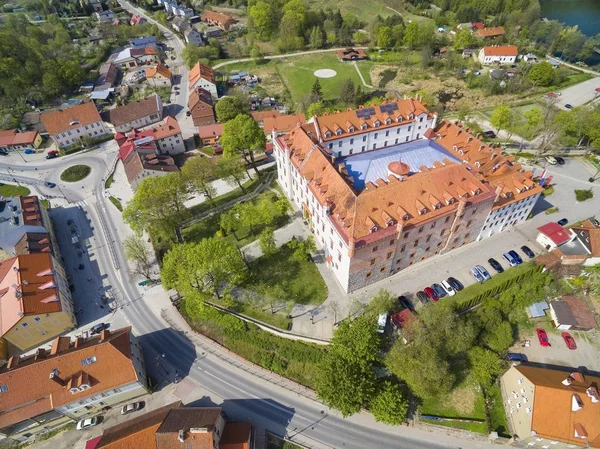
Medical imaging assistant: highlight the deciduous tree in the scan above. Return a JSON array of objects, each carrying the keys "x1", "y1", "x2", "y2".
[
  {"x1": 259, "y1": 227, "x2": 276, "y2": 256},
  {"x1": 222, "y1": 114, "x2": 266, "y2": 176},
  {"x1": 215, "y1": 96, "x2": 247, "y2": 122},
  {"x1": 181, "y1": 155, "x2": 216, "y2": 203},
  {"x1": 216, "y1": 155, "x2": 249, "y2": 190},
  {"x1": 370, "y1": 382, "x2": 409, "y2": 425},
  {"x1": 490, "y1": 104, "x2": 515, "y2": 141},
  {"x1": 527, "y1": 61, "x2": 555, "y2": 87},
  {"x1": 469, "y1": 347, "x2": 503, "y2": 388},
  {"x1": 123, "y1": 235, "x2": 155, "y2": 280}
]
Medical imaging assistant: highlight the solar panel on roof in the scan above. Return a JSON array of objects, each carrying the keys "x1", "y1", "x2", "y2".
[
  {"x1": 356, "y1": 110, "x2": 365, "y2": 118},
  {"x1": 390, "y1": 103, "x2": 398, "y2": 110},
  {"x1": 367, "y1": 107, "x2": 375, "y2": 115}
]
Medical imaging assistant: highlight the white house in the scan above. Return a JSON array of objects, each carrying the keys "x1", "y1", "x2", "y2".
[
  {"x1": 41, "y1": 102, "x2": 109, "y2": 149},
  {"x1": 94, "y1": 10, "x2": 114, "y2": 22},
  {"x1": 184, "y1": 28, "x2": 204, "y2": 46},
  {"x1": 478, "y1": 45, "x2": 518, "y2": 65},
  {"x1": 536, "y1": 222, "x2": 575, "y2": 251},
  {"x1": 188, "y1": 62, "x2": 218, "y2": 99}
]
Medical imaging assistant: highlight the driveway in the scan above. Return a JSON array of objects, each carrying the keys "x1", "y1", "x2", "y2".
[{"x1": 551, "y1": 76, "x2": 600, "y2": 109}]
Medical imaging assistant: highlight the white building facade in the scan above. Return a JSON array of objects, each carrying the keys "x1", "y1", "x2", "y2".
[{"x1": 478, "y1": 191, "x2": 541, "y2": 239}]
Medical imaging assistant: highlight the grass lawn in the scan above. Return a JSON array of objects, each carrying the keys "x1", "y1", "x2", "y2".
[
  {"x1": 420, "y1": 418, "x2": 488, "y2": 434},
  {"x1": 108, "y1": 196, "x2": 123, "y2": 212},
  {"x1": 60, "y1": 165, "x2": 91, "y2": 182},
  {"x1": 305, "y1": 0, "x2": 393, "y2": 17},
  {"x1": 276, "y1": 53, "x2": 369, "y2": 103},
  {"x1": 0, "y1": 183, "x2": 30, "y2": 197},
  {"x1": 247, "y1": 243, "x2": 328, "y2": 306},
  {"x1": 183, "y1": 190, "x2": 288, "y2": 247},
  {"x1": 487, "y1": 384, "x2": 510, "y2": 437},
  {"x1": 104, "y1": 173, "x2": 114, "y2": 189}
]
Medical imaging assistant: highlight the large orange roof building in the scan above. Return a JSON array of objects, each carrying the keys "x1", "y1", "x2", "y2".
[{"x1": 273, "y1": 99, "x2": 541, "y2": 292}]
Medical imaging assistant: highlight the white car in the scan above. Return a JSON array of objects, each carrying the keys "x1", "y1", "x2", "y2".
[
  {"x1": 440, "y1": 280, "x2": 456, "y2": 296},
  {"x1": 545, "y1": 156, "x2": 557, "y2": 165},
  {"x1": 377, "y1": 313, "x2": 388, "y2": 334},
  {"x1": 121, "y1": 402, "x2": 142, "y2": 415},
  {"x1": 76, "y1": 416, "x2": 99, "y2": 430}
]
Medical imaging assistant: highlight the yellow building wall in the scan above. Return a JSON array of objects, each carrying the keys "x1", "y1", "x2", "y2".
[
  {"x1": 4, "y1": 311, "x2": 76, "y2": 352},
  {"x1": 32, "y1": 133, "x2": 43, "y2": 149}
]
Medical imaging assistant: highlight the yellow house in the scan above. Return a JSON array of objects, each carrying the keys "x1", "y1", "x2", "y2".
[
  {"x1": 0, "y1": 253, "x2": 76, "y2": 352},
  {"x1": 0, "y1": 130, "x2": 43, "y2": 153}
]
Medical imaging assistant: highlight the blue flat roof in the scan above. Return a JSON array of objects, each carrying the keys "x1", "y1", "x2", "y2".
[{"x1": 339, "y1": 139, "x2": 460, "y2": 190}]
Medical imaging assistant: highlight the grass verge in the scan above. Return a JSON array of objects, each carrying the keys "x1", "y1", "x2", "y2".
[
  {"x1": 109, "y1": 196, "x2": 123, "y2": 212},
  {"x1": 60, "y1": 165, "x2": 91, "y2": 182},
  {"x1": 0, "y1": 184, "x2": 30, "y2": 197},
  {"x1": 420, "y1": 418, "x2": 488, "y2": 434},
  {"x1": 104, "y1": 173, "x2": 114, "y2": 189}
]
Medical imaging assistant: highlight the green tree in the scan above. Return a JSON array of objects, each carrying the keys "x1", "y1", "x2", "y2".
[
  {"x1": 216, "y1": 155, "x2": 249, "y2": 190},
  {"x1": 215, "y1": 96, "x2": 247, "y2": 122},
  {"x1": 259, "y1": 227, "x2": 276, "y2": 256},
  {"x1": 403, "y1": 22, "x2": 420, "y2": 49},
  {"x1": 369, "y1": 382, "x2": 409, "y2": 425},
  {"x1": 469, "y1": 347, "x2": 503, "y2": 388},
  {"x1": 287, "y1": 236, "x2": 316, "y2": 262},
  {"x1": 311, "y1": 78, "x2": 323, "y2": 102},
  {"x1": 123, "y1": 235, "x2": 155, "y2": 280},
  {"x1": 330, "y1": 313, "x2": 381, "y2": 367},
  {"x1": 485, "y1": 321, "x2": 514, "y2": 352},
  {"x1": 248, "y1": 0, "x2": 277, "y2": 40},
  {"x1": 305, "y1": 100, "x2": 326, "y2": 118},
  {"x1": 221, "y1": 114, "x2": 266, "y2": 176},
  {"x1": 309, "y1": 25, "x2": 324, "y2": 49},
  {"x1": 454, "y1": 28, "x2": 479, "y2": 50},
  {"x1": 377, "y1": 26, "x2": 393, "y2": 48},
  {"x1": 123, "y1": 173, "x2": 189, "y2": 244},
  {"x1": 182, "y1": 45, "x2": 204, "y2": 68},
  {"x1": 181, "y1": 155, "x2": 216, "y2": 203},
  {"x1": 161, "y1": 238, "x2": 247, "y2": 301},
  {"x1": 527, "y1": 61, "x2": 555, "y2": 87},
  {"x1": 352, "y1": 31, "x2": 370, "y2": 45},
  {"x1": 365, "y1": 289, "x2": 394, "y2": 316},
  {"x1": 523, "y1": 107, "x2": 543, "y2": 138},
  {"x1": 340, "y1": 79, "x2": 357, "y2": 106},
  {"x1": 490, "y1": 104, "x2": 515, "y2": 140}
]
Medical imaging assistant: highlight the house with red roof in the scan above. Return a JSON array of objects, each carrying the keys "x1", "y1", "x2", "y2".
[
  {"x1": 0, "y1": 129, "x2": 42, "y2": 154},
  {"x1": 478, "y1": 45, "x2": 518, "y2": 65},
  {"x1": 537, "y1": 222, "x2": 575, "y2": 251}
]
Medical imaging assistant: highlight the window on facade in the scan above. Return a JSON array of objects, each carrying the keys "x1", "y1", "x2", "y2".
[
  {"x1": 453, "y1": 237, "x2": 459, "y2": 243},
  {"x1": 410, "y1": 252, "x2": 415, "y2": 258},
  {"x1": 386, "y1": 251, "x2": 392, "y2": 259},
  {"x1": 437, "y1": 242, "x2": 443, "y2": 247},
  {"x1": 425, "y1": 246, "x2": 430, "y2": 252},
  {"x1": 420, "y1": 116, "x2": 424, "y2": 122},
  {"x1": 363, "y1": 136, "x2": 367, "y2": 142},
  {"x1": 408, "y1": 126, "x2": 411, "y2": 131},
  {"x1": 418, "y1": 226, "x2": 424, "y2": 233},
  {"x1": 338, "y1": 141, "x2": 342, "y2": 148},
  {"x1": 372, "y1": 245, "x2": 378, "y2": 252},
  {"x1": 370, "y1": 258, "x2": 376, "y2": 266},
  {"x1": 350, "y1": 138, "x2": 354, "y2": 144},
  {"x1": 374, "y1": 133, "x2": 378, "y2": 138},
  {"x1": 471, "y1": 208, "x2": 477, "y2": 215},
  {"x1": 366, "y1": 272, "x2": 371, "y2": 279},
  {"x1": 440, "y1": 228, "x2": 446, "y2": 236},
  {"x1": 445, "y1": 216, "x2": 451, "y2": 223},
  {"x1": 455, "y1": 225, "x2": 461, "y2": 232},
  {"x1": 400, "y1": 244, "x2": 406, "y2": 252},
  {"x1": 385, "y1": 131, "x2": 389, "y2": 137},
  {"x1": 413, "y1": 240, "x2": 419, "y2": 247},
  {"x1": 404, "y1": 232, "x2": 409, "y2": 239},
  {"x1": 384, "y1": 141, "x2": 388, "y2": 147},
  {"x1": 389, "y1": 239, "x2": 394, "y2": 246},
  {"x1": 380, "y1": 267, "x2": 385, "y2": 272},
  {"x1": 395, "y1": 138, "x2": 398, "y2": 144},
  {"x1": 466, "y1": 220, "x2": 472, "y2": 227},
  {"x1": 426, "y1": 235, "x2": 431, "y2": 243},
  {"x1": 349, "y1": 149, "x2": 353, "y2": 155},
  {"x1": 372, "y1": 144, "x2": 376, "y2": 150},
  {"x1": 21, "y1": 322, "x2": 28, "y2": 327},
  {"x1": 405, "y1": 136, "x2": 409, "y2": 142}
]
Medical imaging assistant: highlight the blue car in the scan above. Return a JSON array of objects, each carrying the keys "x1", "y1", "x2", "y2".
[
  {"x1": 476, "y1": 265, "x2": 491, "y2": 281},
  {"x1": 24, "y1": 149, "x2": 36, "y2": 154},
  {"x1": 508, "y1": 250, "x2": 523, "y2": 265}
]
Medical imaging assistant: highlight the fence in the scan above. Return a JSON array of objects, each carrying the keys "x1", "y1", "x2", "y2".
[{"x1": 175, "y1": 171, "x2": 275, "y2": 243}]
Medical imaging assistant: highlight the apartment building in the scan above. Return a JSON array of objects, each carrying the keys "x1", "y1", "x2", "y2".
[
  {"x1": 0, "y1": 327, "x2": 148, "y2": 443},
  {"x1": 273, "y1": 100, "x2": 540, "y2": 292},
  {"x1": 102, "y1": 94, "x2": 163, "y2": 133},
  {"x1": 188, "y1": 87, "x2": 216, "y2": 127},
  {"x1": 116, "y1": 116, "x2": 185, "y2": 157},
  {"x1": 41, "y1": 102, "x2": 109, "y2": 149},
  {"x1": 188, "y1": 62, "x2": 218, "y2": 99}
]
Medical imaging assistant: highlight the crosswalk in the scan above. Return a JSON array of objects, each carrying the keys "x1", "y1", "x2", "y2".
[{"x1": 72, "y1": 199, "x2": 88, "y2": 208}]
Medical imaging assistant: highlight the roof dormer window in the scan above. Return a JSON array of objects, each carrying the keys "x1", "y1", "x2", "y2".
[
  {"x1": 385, "y1": 118, "x2": 391, "y2": 125},
  {"x1": 69, "y1": 387, "x2": 80, "y2": 394},
  {"x1": 433, "y1": 203, "x2": 441, "y2": 209},
  {"x1": 387, "y1": 219, "x2": 395, "y2": 227},
  {"x1": 397, "y1": 115, "x2": 403, "y2": 122},
  {"x1": 418, "y1": 208, "x2": 427, "y2": 215},
  {"x1": 361, "y1": 123, "x2": 367, "y2": 130},
  {"x1": 335, "y1": 128, "x2": 342, "y2": 136},
  {"x1": 325, "y1": 131, "x2": 331, "y2": 138},
  {"x1": 408, "y1": 113, "x2": 414, "y2": 120},
  {"x1": 348, "y1": 126, "x2": 355, "y2": 132},
  {"x1": 370, "y1": 225, "x2": 378, "y2": 233},
  {"x1": 403, "y1": 214, "x2": 409, "y2": 221},
  {"x1": 373, "y1": 120, "x2": 380, "y2": 127},
  {"x1": 447, "y1": 198, "x2": 455, "y2": 205}
]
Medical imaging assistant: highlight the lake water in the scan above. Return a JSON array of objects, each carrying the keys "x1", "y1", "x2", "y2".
[{"x1": 540, "y1": 0, "x2": 600, "y2": 36}]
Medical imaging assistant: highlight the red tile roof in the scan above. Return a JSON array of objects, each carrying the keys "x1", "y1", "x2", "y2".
[
  {"x1": 475, "y1": 26, "x2": 505, "y2": 38},
  {"x1": 0, "y1": 129, "x2": 39, "y2": 147},
  {"x1": 103, "y1": 94, "x2": 162, "y2": 127},
  {"x1": 482, "y1": 45, "x2": 518, "y2": 57},
  {"x1": 41, "y1": 102, "x2": 102, "y2": 135},
  {"x1": 188, "y1": 62, "x2": 215, "y2": 89},
  {"x1": 335, "y1": 48, "x2": 368, "y2": 61},
  {"x1": 538, "y1": 222, "x2": 572, "y2": 246},
  {"x1": 220, "y1": 423, "x2": 252, "y2": 449},
  {"x1": 198, "y1": 123, "x2": 223, "y2": 139},
  {"x1": 262, "y1": 113, "x2": 306, "y2": 134},
  {"x1": 201, "y1": 10, "x2": 236, "y2": 30},
  {"x1": 146, "y1": 64, "x2": 172, "y2": 80}
]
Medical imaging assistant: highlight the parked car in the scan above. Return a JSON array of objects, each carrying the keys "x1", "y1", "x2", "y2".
[
  {"x1": 488, "y1": 258, "x2": 504, "y2": 273},
  {"x1": 46, "y1": 150, "x2": 58, "y2": 159},
  {"x1": 186, "y1": 111, "x2": 191, "y2": 116},
  {"x1": 590, "y1": 217, "x2": 600, "y2": 228},
  {"x1": 562, "y1": 332, "x2": 577, "y2": 350},
  {"x1": 431, "y1": 283, "x2": 447, "y2": 298},
  {"x1": 121, "y1": 402, "x2": 143, "y2": 415},
  {"x1": 565, "y1": 104, "x2": 573, "y2": 109},
  {"x1": 509, "y1": 250, "x2": 523, "y2": 264},
  {"x1": 484, "y1": 130, "x2": 497, "y2": 138},
  {"x1": 440, "y1": 280, "x2": 456, "y2": 296},
  {"x1": 447, "y1": 277, "x2": 464, "y2": 291},
  {"x1": 397, "y1": 296, "x2": 413, "y2": 311},
  {"x1": 44, "y1": 181, "x2": 56, "y2": 188},
  {"x1": 521, "y1": 245, "x2": 535, "y2": 259},
  {"x1": 503, "y1": 252, "x2": 519, "y2": 267},
  {"x1": 545, "y1": 156, "x2": 558, "y2": 165},
  {"x1": 536, "y1": 328, "x2": 550, "y2": 347},
  {"x1": 424, "y1": 287, "x2": 439, "y2": 302},
  {"x1": 476, "y1": 265, "x2": 491, "y2": 281},
  {"x1": 555, "y1": 156, "x2": 566, "y2": 165},
  {"x1": 76, "y1": 417, "x2": 99, "y2": 430},
  {"x1": 507, "y1": 353, "x2": 528, "y2": 363},
  {"x1": 416, "y1": 291, "x2": 429, "y2": 304},
  {"x1": 90, "y1": 322, "x2": 108, "y2": 335},
  {"x1": 24, "y1": 149, "x2": 36, "y2": 154},
  {"x1": 557, "y1": 218, "x2": 568, "y2": 226},
  {"x1": 470, "y1": 267, "x2": 484, "y2": 283},
  {"x1": 377, "y1": 313, "x2": 388, "y2": 334}
]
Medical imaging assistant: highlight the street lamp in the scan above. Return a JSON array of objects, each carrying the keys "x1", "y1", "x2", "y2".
[{"x1": 6, "y1": 167, "x2": 21, "y2": 186}]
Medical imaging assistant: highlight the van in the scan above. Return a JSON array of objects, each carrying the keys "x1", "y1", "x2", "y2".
[
  {"x1": 377, "y1": 313, "x2": 388, "y2": 334},
  {"x1": 502, "y1": 252, "x2": 518, "y2": 267}
]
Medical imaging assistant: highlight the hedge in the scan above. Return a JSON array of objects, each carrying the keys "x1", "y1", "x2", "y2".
[{"x1": 451, "y1": 262, "x2": 543, "y2": 312}]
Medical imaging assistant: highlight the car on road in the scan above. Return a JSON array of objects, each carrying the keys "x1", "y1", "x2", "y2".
[
  {"x1": 487, "y1": 258, "x2": 504, "y2": 273},
  {"x1": 507, "y1": 353, "x2": 528, "y2": 363},
  {"x1": 503, "y1": 252, "x2": 519, "y2": 267},
  {"x1": 90, "y1": 322, "x2": 108, "y2": 335},
  {"x1": 44, "y1": 181, "x2": 56, "y2": 188},
  {"x1": 555, "y1": 156, "x2": 565, "y2": 165},
  {"x1": 536, "y1": 328, "x2": 550, "y2": 347},
  {"x1": 521, "y1": 245, "x2": 535, "y2": 259},
  {"x1": 562, "y1": 332, "x2": 577, "y2": 350},
  {"x1": 377, "y1": 313, "x2": 388, "y2": 333},
  {"x1": 470, "y1": 267, "x2": 485, "y2": 283},
  {"x1": 121, "y1": 402, "x2": 143, "y2": 415},
  {"x1": 508, "y1": 250, "x2": 523, "y2": 265},
  {"x1": 424, "y1": 287, "x2": 438, "y2": 302},
  {"x1": 440, "y1": 280, "x2": 456, "y2": 296},
  {"x1": 416, "y1": 291, "x2": 429, "y2": 304},
  {"x1": 397, "y1": 296, "x2": 413, "y2": 310},
  {"x1": 558, "y1": 218, "x2": 568, "y2": 226},
  {"x1": 484, "y1": 130, "x2": 496, "y2": 138},
  {"x1": 186, "y1": 111, "x2": 191, "y2": 116},
  {"x1": 590, "y1": 217, "x2": 600, "y2": 228},
  {"x1": 565, "y1": 104, "x2": 573, "y2": 110},
  {"x1": 45, "y1": 150, "x2": 58, "y2": 159},
  {"x1": 545, "y1": 156, "x2": 558, "y2": 165},
  {"x1": 447, "y1": 277, "x2": 464, "y2": 291},
  {"x1": 475, "y1": 265, "x2": 491, "y2": 281},
  {"x1": 76, "y1": 417, "x2": 99, "y2": 430},
  {"x1": 431, "y1": 283, "x2": 447, "y2": 298}
]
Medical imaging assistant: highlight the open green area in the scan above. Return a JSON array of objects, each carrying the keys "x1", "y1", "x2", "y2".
[
  {"x1": 246, "y1": 242, "x2": 328, "y2": 306},
  {"x1": 184, "y1": 304, "x2": 324, "y2": 388},
  {"x1": 420, "y1": 418, "x2": 488, "y2": 434},
  {"x1": 60, "y1": 165, "x2": 91, "y2": 182},
  {"x1": 108, "y1": 196, "x2": 123, "y2": 212},
  {"x1": 104, "y1": 173, "x2": 114, "y2": 189},
  {"x1": 487, "y1": 384, "x2": 510, "y2": 437},
  {"x1": 0, "y1": 183, "x2": 30, "y2": 197},
  {"x1": 305, "y1": 0, "x2": 392, "y2": 17}
]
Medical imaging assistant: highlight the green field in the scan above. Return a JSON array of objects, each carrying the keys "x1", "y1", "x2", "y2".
[
  {"x1": 305, "y1": 0, "x2": 393, "y2": 18},
  {"x1": 0, "y1": 184, "x2": 30, "y2": 197}
]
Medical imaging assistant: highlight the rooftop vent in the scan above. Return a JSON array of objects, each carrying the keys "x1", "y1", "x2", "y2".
[
  {"x1": 178, "y1": 430, "x2": 185, "y2": 442},
  {"x1": 190, "y1": 427, "x2": 209, "y2": 433}
]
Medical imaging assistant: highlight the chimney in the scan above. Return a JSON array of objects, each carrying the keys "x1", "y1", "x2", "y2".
[
  {"x1": 74, "y1": 337, "x2": 84, "y2": 348},
  {"x1": 178, "y1": 430, "x2": 185, "y2": 442},
  {"x1": 7, "y1": 356, "x2": 19, "y2": 370},
  {"x1": 35, "y1": 348, "x2": 46, "y2": 360},
  {"x1": 49, "y1": 369, "x2": 65, "y2": 387},
  {"x1": 100, "y1": 329, "x2": 110, "y2": 342},
  {"x1": 572, "y1": 372, "x2": 585, "y2": 383}
]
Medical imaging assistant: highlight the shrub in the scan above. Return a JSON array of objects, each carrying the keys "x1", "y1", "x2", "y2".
[
  {"x1": 545, "y1": 207, "x2": 559, "y2": 215},
  {"x1": 575, "y1": 189, "x2": 594, "y2": 202}
]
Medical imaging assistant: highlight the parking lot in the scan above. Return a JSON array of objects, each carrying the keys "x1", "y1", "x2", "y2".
[{"x1": 551, "y1": 75, "x2": 600, "y2": 109}]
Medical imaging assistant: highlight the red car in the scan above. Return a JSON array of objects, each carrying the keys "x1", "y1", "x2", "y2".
[
  {"x1": 536, "y1": 328, "x2": 549, "y2": 347},
  {"x1": 562, "y1": 332, "x2": 577, "y2": 350},
  {"x1": 424, "y1": 287, "x2": 439, "y2": 302}
]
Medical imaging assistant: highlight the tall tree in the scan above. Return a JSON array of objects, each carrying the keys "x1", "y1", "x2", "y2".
[
  {"x1": 216, "y1": 155, "x2": 249, "y2": 190},
  {"x1": 215, "y1": 96, "x2": 247, "y2": 122},
  {"x1": 258, "y1": 227, "x2": 276, "y2": 256},
  {"x1": 377, "y1": 26, "x2": 393, "y2": 48},
  {"x1": 309, "y1": 25, "x2": 324, "y2": 49},
  {"x1": 221, "y1": 114, "x2": 266, "y2": 176},
  {"x1": 340, "y1": 79, "x2": 357, "y2": 107},
  {"x1": 123, "y1": 235, "x2": 155, "y2": 281},
  {"x1": 469, "y1": 347, "x2": 503, "y2": 388},
  {"x1": 181, "y1": 155, "x2": 216, "y2": 203},
  {"x1": 490, "y1": 104, "x2": 515, "y2": 141},
  {"x1": 527, "y1": 62, "x2": 555, "y2": 87},
  {"x1": 248, "y1": 0, "x2": 277, "y2": 40},
  {"x1": 370, "y1": 382, "x2": 409, "y2": 425},
  {"x1": 311, "y1": 78, "x2": 323, "y2": 102}
]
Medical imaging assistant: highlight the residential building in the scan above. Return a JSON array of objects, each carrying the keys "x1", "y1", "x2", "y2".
[
  {"x1": 95, "y1": 62, "x2": 120, "y2": 91},
  {"x1": 335, "y1": 48, "x2": 368, "y2": 62},
  {"x1": 523, "y1": 53, "x2": 538, "y2": 63},
  {"x1": 500, "y1": 365, "x2": 600, "y2": 448},
  {"x1": 114, "y1": 47, "x2": 158, "y2": 68},
  {"x1": 41, "y1": 102, "x2": 109, "y2": 149},
  {"x1": 130, "y1": 36, "x2": 157, "y2": 49},
  {"x1": 123, "y1": 152, "x2": 179, "y2": 189},
  {"x1": 0, "y1": 327, "x2": 148, "y2": 443},
  {"x1": 263, "y1": 113, "x2": 306, "y2": 138},
  {"x1": 475, "y1": 26, "x2": 505, "y2": 39},
  {"x1": 573, "y1": 219, "x2": 600, "y2": 265},
  {"x1": 172, "y1": 17, "x2": 190, "y2": 33},
  {"x1": 0, "y1": 252, "x2": 76, "y2": 352},
  {"x1": 252, "y1": 110, "x2": 281, "y2": 127},
  {"x1": 87, "y1": 402, "x2": 252, "y2": 449},
  {"x1": 549, "y1": 296, "x2": 597, "y2": 331},
  {"x1": 102, "y1": 94, "x2": 163, "y2": 133},
  {"x1": 430, "y1": 120, "x2": 542, "y2": 240},
  {"x1": 188, "y1": 62, "x2": 217, "y2": 99},
  {"x1": 184, "y1": 28, "x2": 204, "y2": 45},
  {"x1": 478, "y1": 45, "x2": 518, "y2": 65},
  {"x1": 274, "y1": 100, "x2": 541, "y2": 292},
  {"x1": 188, "y1": 87, "x2": 215, "y2": 127},
  {"x1": 80, "y1": 0, "x2": 102, "y2": 12},
  {"x1": 145, "y1": 64, "x2": 172, "y2": 87},
  {"x1": 0, "y1": 129, "x2": 42, "y2": 154},
  {"x1": 201, "y1": 10, "x2": 236, "y2": 31},
  {"x1": 198, "y1": 123, "x2": 223, "y2": 146},
  {"x1": 537, "y1": 222, "x2": 575, "y2": 251},
  {"x1": 130, "y1": 14, "x2": 146, "y2": 25},
  {"x1": 95, "y1": 10, "x2": 114, "y2": 22},
  {"x1": 116, "y1": 116, "x2": 186, "y2": 158}
]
